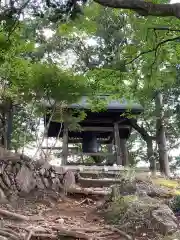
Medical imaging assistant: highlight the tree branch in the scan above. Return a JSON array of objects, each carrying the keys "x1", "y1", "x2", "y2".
[
  {"x1": 148, "y1": 27, "x2": 180, "y2": 32},
  {"x1": 127, "y1": 36, "x2": 180, "y2": 65},
  {"x1": 94, "y1": 0, "x2": 180, "y2": 18},
  {"x1": 130, "y1": 119, "x2": 155, "y2": 141}
]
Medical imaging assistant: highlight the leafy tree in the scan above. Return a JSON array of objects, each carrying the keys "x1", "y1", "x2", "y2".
[
  {"x1": 0, "y1": 21, "x2": 90, "y2": 151},
  {"x1": 0, "y1": 0, "x2": 180, "y2": 26},
  {"x1": 52, "y1": 2, "x2": 180, "y2": 176},
  {"x1": 0, "y1": 0, "x2": 180, "y2": 176},
  {"x1": 11, "y1": 104, "x2": 37, "y2": 152}
]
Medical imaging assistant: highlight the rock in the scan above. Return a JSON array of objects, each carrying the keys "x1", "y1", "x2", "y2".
[
  {"x1": 136, "y1": 198, "x2": 177, "y2": 230},
  {"x1": 0, "y1": 237, "x2": 8, "y2": 240},
  {"x1": 55, "y1": 218, "x2": 64, "y2": 224},
  {"x1": 168, "y1": 231, "x2": 180, "y2": 239},
  {"x1": 8, "y1": 192, "x2": 18, "y2": 203},
  {"x1": 129, "y1": 199, "x2": 177, "y2": 236},
  {"x1": 52, "y1": 178, "x2": 61, "y2": 190},
  {"x1": 112, "y1": 178, "x2": 174, "y2": 199},
  {"x1": 63, "y1": 171, "x2": 76, "y2": 190},
  {"x1": 111, "y1": 179, "x2": 137, "y2": 197},
  {"x1": 15, "y1": 165, "x2": 34, "y2": 193},
  {"x1": 2, "y1": 171, "x2": 11, "y2": 187},
  {"x1": 39, "y1": 168, "x2": 46, "y2": 175},
  {"x1": 36, "y1": 177, "x2": 45, "y2": 189},
  {"x1": 104, "y1": 191, "x2": 178, "y2": 237},
  {"x1": 53, "y1": 166, "x2": 66, "y2": 174},
  {"x1": 152, "y1": 204, "x2": 178, "y2": 235},
  {"x1": 36, "y1": 159, "x2": 48, "y2": 168},
  {"x1": 0, "y1": 188, "x2": 6, "y2": 202},
  {"x1": 43, "y1": 178, "x2": 50, "y2": 188},
  {"x1": 136, "y1": 181, "x2": 173, "y2": 198}
]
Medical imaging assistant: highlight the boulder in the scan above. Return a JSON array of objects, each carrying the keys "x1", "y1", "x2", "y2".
[
  {"x1": 0, "y1": 188, "x2": 6, "y2": 202},
  {"x1": 15, "y1": 165, "x2": 34, "y2": 193},
  {"x1": 114, "y1": 179, "x2": 137, "y2": 196},
  {"x1": 105, "y1": 183, "x2": 178, "y2": 237},
  {"x1": 151, "y1": 204, "x2": 178, "y2": 235},
  {"x1": 119, "y1": 197, "x2": 178, "y2": 236},
  {"x1": 63, "y1": 170, "x2": 76, "y2": 190},
  {"x1": 111, "y1": 178, "x2": 174, "y2": 198},
  {"x1": 36, "y1": 177, "x2": 45, "y2": 189},
  {"x1": 0, "y1": 237, "x2": 8, "y2": 240},
  {"x1": 137, "y1": 180, "x2": 174, "y2": 198}
]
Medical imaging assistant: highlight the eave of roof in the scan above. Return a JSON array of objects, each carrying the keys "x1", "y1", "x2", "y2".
[{"x1": 41, "y1": 95, "x2": 143, "y2": 112}]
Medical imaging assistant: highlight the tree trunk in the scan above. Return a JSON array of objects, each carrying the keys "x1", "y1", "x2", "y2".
[
  {"x1": 0, "y1": 100, "x2": 13, "y2": 150},
  {"x1": 6, "y1": 101, "x2": 13, "y2": 150},
  {"x1": 62, "y1": 123, "x2": 69, "y2": 165},
  {"x1": 1, "y1": 111, "x2": 7, "y2": 149},
  {"x1": 155, "y1": 92, "x2": 170, "y2": 176},
  {"x1": 130, "y1": 119, "x2": 156, "y2": 174},
  {"x1": 147, "y1": 138, "x2": 156, "y2": 175}
]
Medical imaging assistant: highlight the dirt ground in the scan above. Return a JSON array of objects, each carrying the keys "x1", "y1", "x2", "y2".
[
  {"x1": 0, "y1": 191, "x2": 129, "y2": 240},
  {"x1": 0, "y1": 176, "x2": 179, "y2": 240}
]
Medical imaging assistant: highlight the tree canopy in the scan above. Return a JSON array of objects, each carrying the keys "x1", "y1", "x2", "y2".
[{"x1": 0, "y1": 0, "x2": 180, "y2": 175}]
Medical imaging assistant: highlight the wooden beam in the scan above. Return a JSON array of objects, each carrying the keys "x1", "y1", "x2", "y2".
[
  {"x1": 58, "y1": 152, "x2": 114, "y2": 157},
  {"x1": 114, "y1": 122, "x2": 122, "y2": 165},
  {"x1": 75, "y1": 152, "x2": 114, "y2": 157},
  {"x1": 83, "y1": 119, "x2": 114, "y2": 124},
  {"x1": 49, "y1": 122, "x2": 130, "y2": 131},
  {"x1": 41, "y1": 146, "x2": 78, "y2": 150},
  {"x1": 58, "y1": 165, "x2": 150, "y2": 172},
  {"x1": 75, "y1": 125, "x2": 130, "y2": 132},
  {"x1": 79, "y1": 171, "x2": 122, "y2": 178},
  {"x1": 81, "y1": 118, "x2": 127, "y2": 124},
  {"x1": 62, "y1": 122, "x2": 68, "y2": 165},
  {"x1": 68, "y1": 136, "x2": 111, "y2": 143},
  {"x1": 82, "y1": 126, "x2": 113, "y2": 132},
  {"x1": 120, "y1": 138, "x2": 129, "y2": 166},
  {"x1": 78, "y1": 177, "x2": 122, "y2": 188}
]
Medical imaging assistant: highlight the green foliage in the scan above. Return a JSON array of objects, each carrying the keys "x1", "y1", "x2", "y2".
[
  {"x1": 58, "y1": 3, "x2": 101, "y2": 36},
  {"x1": 53, "y1": 109, "x2": 87, "y2": 131},
  {"x1": 10, "y1": 104, "x2": 38, "y2": 151},
  {"x1": 51, "y1": 2, "x2": 180, "y2": 171},
  {"x1": 0, "y1": 21, "x2": 92, "y2": 149},
  {"x1": 30, "y1": 63, "x2": 89, "y2": 102},
  {"x1": 0, "y1": 0, "x2": 180, "y2": 171},
  {"x1": 103, "y1": 194, "x2": 137, "y2": 224},
  {"x1": 170, "y1": 195, "x2": 180, "y2": 213},
  {"x1": 162, "y1": 231, "x2": 180, "y2": 240},
  {"x1": 103, "y1": 196, "x2": 129, "y2": 224},
  {"x1": 0, "y1": 24, "x2": 90, "y2": 105}
]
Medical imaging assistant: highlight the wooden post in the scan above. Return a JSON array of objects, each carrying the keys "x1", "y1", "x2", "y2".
[
  {"x1": 114, "y1": 122, "x2": 122, "y2": 165},
  {"x1": 107, "y1": 143, "x2": 113, "y2": 153},
  {"x1": 62, "y1": 122, "x2": 68, "y2": 165},
  {"x1": 120, "y1": 138, "x2": 128, "y2": 166},
  {"x1": 106, "y1": 143, "x2": 115, "y2": 165}
]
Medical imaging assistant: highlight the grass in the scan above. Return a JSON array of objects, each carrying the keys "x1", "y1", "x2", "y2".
[
  {"x1": 161, "y1": 231, "x2": 180, "y2": 240},
  {"x1": 152, "y1": 178, "x2": 179, "y2": 189},
  {"x1": 102, "y1": 194, "x2": 138, "y2": 224},
  {"x1": 174, "y1": 190, "x2": 180, "y2": 195},
  {"x1": 151, "y1": 178, "x2": 180, "y2": 196}
]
